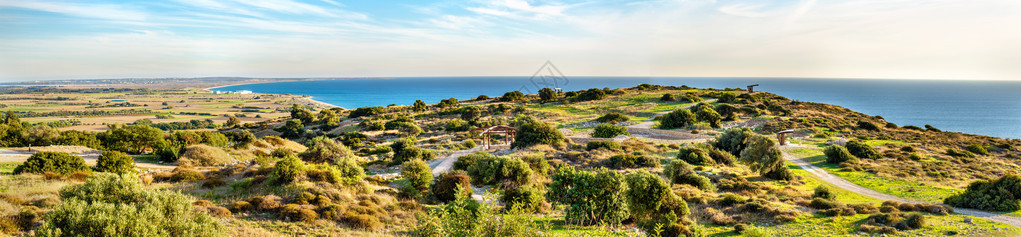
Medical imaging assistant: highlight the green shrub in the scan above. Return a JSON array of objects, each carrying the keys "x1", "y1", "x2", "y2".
[
  {"x1": 660, "y1": 93, "x2": 674, "y2": 101},
  {"x1": 966, "y1": 144, "x2": 989, "y2": 156},
  {"x1": 467, "y1": 155, "x2": 532, "y2": 187},
  {"x1": 844, "y1": 140, "x2": 881, "y2": 160},
  {"x1": 605, "y1": 154, "x2": 659, "y2": 169},
  {"x1": 273, "y1": 155, "x2": 307, "y2": 182},
  {"x1": 94, "y1": 150, "x2": 135, "y2": 174},
  {"x1": 677, "y1": 146, "x2": 713, "y2": 166},
  {"x1": 500, "y1": 91, "x2": 525, "y2": 102},
  {"x1": 177, "y1": 144, "x2": 232, "y2": 166},
  {"x1": 502, "y1": 185, "x2": 547, "y2": 213},
  {"x1": 663, "y1": 160, "x2": 715, "y2": 191},
  {"x1": 511, "y1": 116, "x2": 566, "y2": 148},
  {"x1": 813, "y1": 185, "x2": 837, "y2": 200},
  {"x1": 453, "y1": 151, "x2": 486, "y2": 171},
  {"x1": 547, "y1": 166, "x2": 629, "y2": 226},
  {"x1": 659, "y1": 109, "x2": 695, "y2": 129},
  {"x1": 401, "y1": 159, "x2": 433, "y2": 198},
  {"x1": 586, "y1": 140, "x2": 622, "y2": 151},
  {"x1": 229, "y1": 201, "x2": 251, "y2": 212},
  {"x1": 809, "y1": 198, "x2": 843, "y2": 210},
  {"x1": 170, "y1": 168, "x2": 205, "y2": 182},
  {"x1": 300, "y1": 136, "x2": 356, "y2": 164},
  {"x1": 37, "y1": 174, "x2": 225, "y2": 237},
  {"x1": 693, "y1": 105, "x2": 722, "y2": 128},
  {"x1": 14, "y1": 151, "x2": 89, "y2": 175},
  {"x1": 592, "y1": 123, "x2": 629, "y2": 138},
  {"x1": 719, "y1": 193, "x2": 745, "y2": 206},
  {"x1": 857, "y1": 121, "x2": 881, "y2": 131},
  {"x1": 946, "y1": 148, "x2": 976, "y2": 158},
  {"x1": 823, "y1": 145, "x2": 857, "y2": 164},
  {"x1": 432, "y1": 171, "x2": 472, "y2": 202},
  {"x1": 945, "y1": 174, "x2": 1021, "y2": 211},
  {"x1": 596, "y1": 112, "x2": 629, "y2": 124}
]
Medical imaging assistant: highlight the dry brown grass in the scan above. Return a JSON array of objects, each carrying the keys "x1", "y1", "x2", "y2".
[{"x1": 177, "y1": 144, "x2": 233, "y2": 167}]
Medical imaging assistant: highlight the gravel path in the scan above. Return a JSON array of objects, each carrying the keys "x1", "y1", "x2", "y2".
[{"x1": 781, "y1": 148, "x2": 1021, "y2": 228}]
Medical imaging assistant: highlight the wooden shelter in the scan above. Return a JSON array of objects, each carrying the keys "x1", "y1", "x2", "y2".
[
  {"x1": 471, "y1": 126, "x2": 517, "y2": 148},
  {"x1": 747, "y1": 84, "x2": 759, "y2": 93},
  {"x1": 776, "y1": 129, "x2": 795, "y2": 145}
]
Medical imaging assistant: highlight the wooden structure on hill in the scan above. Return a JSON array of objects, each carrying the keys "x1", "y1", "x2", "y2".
[
  {"x1": 777, "y1": 129, "x2": 795, "y2": 145},
  {"x1": 471, "y1": 126, "x2": 517, "y2": 148},
  {"x1": 747, "y1": 84, "x2": 759, "y2": 93}
]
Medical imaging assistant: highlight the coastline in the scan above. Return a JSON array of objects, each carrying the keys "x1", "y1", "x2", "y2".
[
  {"x1": 306, "y1": 96, "x2": 341, "y2": 109},
  {"x1": 204, "y1": 80, "x2": 342, "y2": 109}
]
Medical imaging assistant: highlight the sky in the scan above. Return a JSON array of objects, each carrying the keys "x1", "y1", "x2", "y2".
[{"x1": 1, "y1": 0, "x2": 1020, "y2": 82}]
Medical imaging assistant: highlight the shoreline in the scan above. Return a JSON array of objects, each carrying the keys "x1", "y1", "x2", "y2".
[
  {"x1": 204, "y1": 79, "x2": 343, "y2": 109},
  {"x1": 306, "y1": 96, "x2": 341, "y2": 109}
]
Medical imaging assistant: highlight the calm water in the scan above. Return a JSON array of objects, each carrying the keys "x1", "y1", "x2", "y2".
[{"x1": 214, "y1": 77, "x2": 1021, "y2": 139}]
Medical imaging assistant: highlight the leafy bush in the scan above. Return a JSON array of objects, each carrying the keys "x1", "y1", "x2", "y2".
[
  {"x1": 502, "y1": 185, "x2": 547, "y2": 213},
  {"x1": 401, "y1": 159, "x2": 433, "y2": 198},
  {"x1": 605, "y1": 154, "x2": 659, "y2": 169},
  {"x1": 659, "y1": 109, "x2": 695, "y2": 129},
  {"x1": 946, "y1": 148, "x2": 976, "y2": 158},
  {"x1": 572, "y1": 88, "x2": 607, "y2": 102},
  {"x1": 595, "y1": 112, "x2": 629, "y2": 124},
  {"x1": 845, "y1": 140, "x2": 881, "y2": 159},
  {"x1": 466, "y1": 154, "x2": 532, "y2": 187},
  {"x1": 14, "y1": 151, "x2": 89, "y2": 175},
  {"x1": 432, "y1": 171, "x2": 472, "y2": 202},
  {"x1": 966, "y1": 144, "x2": 989, "y2": 156},
  {"x1": 499, "y1": 91, "x2": 525, "y2": 102},
  {"x1": 585, "y1": 140, "x2": 621, "y2": 151},
  {"x1": 693, "y1": 104, "x2": 722, "y2": 128},
  {"x1": 177, "y1": 144, "x2": 232, "y2": 166},
  {"x1": 823, "y1": 145, "x2": 857, "y2": 164},
  {"x1": 547, "y1": 166, "x2": 629, "y2": 226},
  {"x1": 349, "y1": 106, "x2": 384, "y2": 118},
  {"x1": 37, "y1": 174, "x2": 224, "y2": 236},
  {"x1": 539, "y1": 88, "x2": 557, "y2": 103},
  {"x1": 712, "y1": 127, "x2": 754, "y2": 156},
  {"x1": 739, "y1": 135, "x2": 794, "y2": 180},
  {"x1": 592, "y1": 123, "x2": 629, "y2": 138},
  {"x1": 300, "y1": 136, "x2": 355, "y2": 164},
  {"x1": 809, "y1": 198, "x2": 843, "y2": 210},
  {"x1": 274, "y1": 155, "x2": 307, "y2": 182},
  {"x1": 677, "y1": 146, "x2": 713, "y2": 166},
  {"x1": 659, "y1": 93, "x2": 674, "y2": 101},
  {"x1": 511, "y1": 116, "x2": 565, "y2": 148},
  {"x1": 813, "y1": 185, "x2": 837, "y2": 200},
  {"x1": 857, "y1": 121, "x2": 882, "y2": 131},
  {"x1": 663, "y1": 160, "x2": 715, "y2": 191},
  {"x1": 170, "y1": 168, "x2": 205, "y2": 182},
  {"x1": 717, "y1": 92, "x2": 736, "y2": 103},
  {"x1": 945, "y1": 174, "x2": 1021, "y2": 211}
]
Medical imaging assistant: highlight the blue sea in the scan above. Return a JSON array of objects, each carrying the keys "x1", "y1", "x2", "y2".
[{"x1": 213, "y1": 77, "x2": 1021, "y2": 139}]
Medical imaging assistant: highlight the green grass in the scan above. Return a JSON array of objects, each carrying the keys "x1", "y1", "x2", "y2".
[
  {"x1": 0, "y1": 162, "x2": 19, "y2": 175},
  {"x1": 864, "y1": 139, "x2": 915, "y2": 147},
  {"x1": 787, "y1": 147, "x2": 963, "y2": 203}
]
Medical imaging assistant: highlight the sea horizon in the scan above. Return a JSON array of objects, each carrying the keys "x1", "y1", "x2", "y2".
[{"x1": 215, "y1": 77, "x2": 1021, "y2": 139}]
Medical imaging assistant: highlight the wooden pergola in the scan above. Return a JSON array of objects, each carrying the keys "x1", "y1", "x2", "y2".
[
  {"x1": 777, "y1": 129, "x2": 795, "y2": 145},
  {"x1": 471, "y1": 126, "x2": 517, "y2": 149}
]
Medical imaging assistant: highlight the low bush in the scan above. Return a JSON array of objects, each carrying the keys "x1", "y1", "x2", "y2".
[
  {"x1": 718, "y1": 193, "x2": 745, "y2": 206},
  {"x1": 273, "y1": 155, "x2": 307, "y2": 182},
  {"x1": 849, "y1": 203, "x2": 879, "y2": 214},
  {"x1": 586, "y1": 140, "x2": 622, "y2": 151},
  {"x1": 94, "y1": 150, "x2": 135, "y2": 174},
  {"x1": 659, "y1": 109, "x2": 695, "y2": 129},
  {"x1": 809, "y1": 198, "x2": 843, "y2": 210},
  {"x1": 13, "y1": 152, "x2": 89, "y2": 175},
  {"x1": 823, "y1": 145, "x2": 857, "y2": 164},
  {"x1": 229, "y1": 201, "x2": 251, "y2": 212},
  {"x1": 677, "y1": 146, "x2": 713, "y2": 166},
  {"x1": 432, "y1": 172, "x2": 472, "y2": 202},
  {"x1": 177, "y1": 144, "x2": 232, "y2": 166},
  {"x1": 170, "y1": 168, "x2": 205, "y2": 182},
  {"x1": 663, "y1": 160, "x2": 715, "y2": 191},
  {"x1": 845, "y1": 140, "x2": 881, "y2": 160},
  {"x1": 946, "y1": 148, "x2": 976, "y2": 158},
  {"x1": 945, "y1": 174, "x2": 1021, "y2": 211},
  {"x1": 501, "y1": 185, "x2": 547, "y2": 214},
  {"x1": 966, "y1": 144, "x2": 989, "y2": 156},
  {"x1": 604, "y1": 154, "x2": 659, "y2": 169},
  {"x1": 37, "y1": 174, "x2": 224, "y2": 236},
  {"x1": 595, "y1": 112, "x2": 629, "y2": 124},
  {"x1": 812, "y1": 185, "x2": 837, "y2": 200},
  {"x1": 592, "y1": 123, "x2": 629, "y2": 138}
]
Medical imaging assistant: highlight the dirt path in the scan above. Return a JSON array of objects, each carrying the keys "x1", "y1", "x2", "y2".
[
  {"x1": 0, "y1": 149, "x2": 177, "y2": 170},
  {"x1": 427, "y1": 146, "x2": 483, "y2": 176},
  {"x1": 780, "y1": 148, "x2": 1021, "y2": 228}
]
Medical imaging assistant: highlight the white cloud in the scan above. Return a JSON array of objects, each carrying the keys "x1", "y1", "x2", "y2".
[{"x1": 0, "y1": 0, "x2": 147, "y2": 21}]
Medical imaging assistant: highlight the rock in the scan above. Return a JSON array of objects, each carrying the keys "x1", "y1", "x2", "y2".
[{"x1": 964, "y1": 217, "x2": 973, "y2": 224}]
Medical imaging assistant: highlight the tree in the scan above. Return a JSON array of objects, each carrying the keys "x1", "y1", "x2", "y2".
[
  {"x1": 4, "y1": 111, "x2": 23, "y2": 130},
  {"x1": 413, "y1": 99, "x2": 428, "y2": 112},
  {"x1": 24, "y1": 125, "x2": 59, "y2": 146},
  {"x1": 95, "y1": 150, "x2": 135, "y2": 174},
  {"x1": 659, "y1": 109, "x2": 695, "y2": 129},
  {"x1": 712, "y1": 127, "x2": 755, "y2": 156},
  {"x1": 460, "y1": 106, "x2": 482, "y2": 122},
  {"x1": 511, "y1": 116, "x2": 565, "y2": 148},
  {"x1": 300, "y1": 136, "x2": 356, "y2": 164},
  {"x1": 52, "y1": 130, "x2": 103, "y2": 149},
  {"x1": 625, "y1": 170, "x2": 672, "y2": 218},
  {"x1": 14, "y1": 151, "x2": 90, "y2": 174},
  {"x1": 592, "y1": 123, "x2": 628, "y2": 138},
  {"x1": 539, "y1": 88, "x2": 557, "y2": 103},
  {"x1": 224, "y1": 116, "x2": 241, "y2": 128},
  {"x1": 106, "y1": 125, "x2": 164, "y2": 154},
  {"x1": 401, "y1": 159, "x2": 433, "y2": 198},
  {"x1": 275, "y1": 119, "x2": 304, "y2": 139}
]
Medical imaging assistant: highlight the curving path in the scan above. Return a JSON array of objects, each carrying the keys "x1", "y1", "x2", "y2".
[
  {"x1": 427, "y1": 146, "x2": 483, "y2": 176},
  {"x1": 781, "y1": 148, "x2": 1021, "y2": 228}
]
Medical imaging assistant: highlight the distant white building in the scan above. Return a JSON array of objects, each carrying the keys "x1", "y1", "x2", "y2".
[{"x1": 214, "y1": 90, "x2": 253, "y2": 95}]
